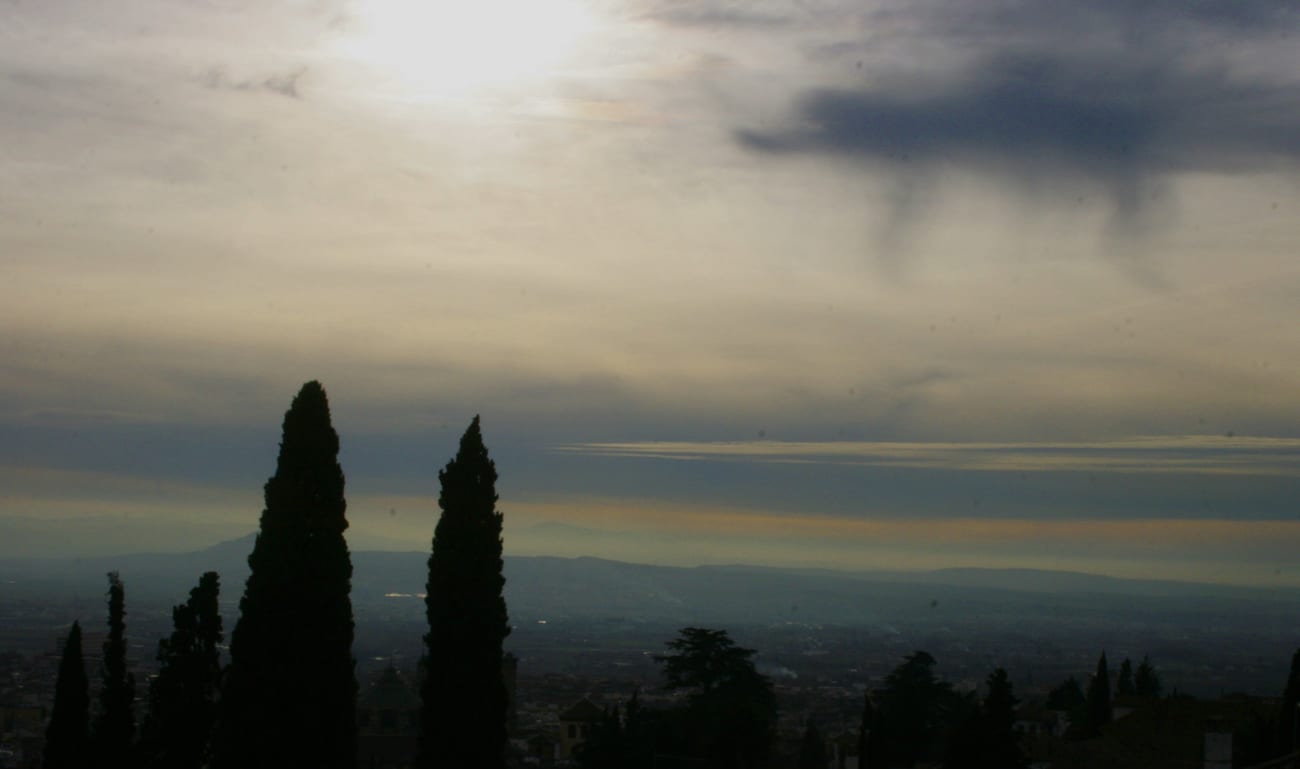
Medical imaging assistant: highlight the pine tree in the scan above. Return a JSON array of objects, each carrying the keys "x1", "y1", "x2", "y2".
[
  {"x1": 1134, "y1": 654, "x2": 1162, "y2": 699},
  {"x1": 417, "y1": 416, "x2": 510, "y2": 769},
  {"x1": 655, "y1": 627, "x2": 776, "y2": 769},
  {"x1": 212, "y1": 381, "x2": 357, "y2": 769},
  {"x1": 1117, "y1": 658, "x2": 1135, "y2": 697},
  {"x1": 139, "y1": 571, "x2": 223, "y2": 769},
  {"x1": 1085, "y1": 652, "x2": 1112, "y2": 736},
  {"x1": 44, "y1": 622, "x2": 90, "y2": 769},
  {"x1": 92, "y1": 571, "x2": 135, "y2": 769}
]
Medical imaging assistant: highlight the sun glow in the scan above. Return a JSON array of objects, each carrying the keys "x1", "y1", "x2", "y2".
[{"x1": 341, "y1": 0, "x2": 597, "y2": 97}]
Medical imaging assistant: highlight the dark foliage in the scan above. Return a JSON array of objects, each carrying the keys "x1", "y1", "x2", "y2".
[
  {"x1": 1134, "y1": 654, "x2": 1162, "y2": 699},
  {"x1": 942, "y1": 668, "x2": 1026, "y2": 769},
  {"x1": 92, "y1": 571, "x2": 136, "y2": 769},
  {"x1": 797, "y1": 722, "x2": 827, "y2": 769},
  {"x1": 1085, "y1": 652, "x2": 1112, "y2": 736},
  {"x1": 417, "y1": 416, "x2": 511, "y2": 769},
  {"x1": 654, "y1": 627, "x2": 777, "y2": 769},
  {"x1": 44, "y1": 622, "x2": 89, "y2": 769},
  {"x1": 575, "y1": 692, "x2": 659, "y2": 769},
  {"x1": 1279, "y1": 648, "x2": 1300, "y2": 755},
  {"x1": 942, "y1": 691, "x2": 984, "y2": 769},
  {"x1": 1117, "y1": 658, "x2": 1135, "y2": 697},
  {"x1": 868, "y1": 651, "x2": 954, "y2": 767},
  {"x1": 574, "y1": 703, "x2": 628, "y2": 769},
  {"x1": 982, "y1": 668, "x2": 1027, "y2": 769},
  {"x1": 857, "y1": 689, "x2": 874, "y2": 766},
  {"x1": 213, "y1": 381, "x2": 357, "y2": 769},
  {"x1": 139, "y1": 572, "x2": 223, "y2": 769},
  {"x1": 1046, "y1": 677, "x2": 1085, "y2": 713}
]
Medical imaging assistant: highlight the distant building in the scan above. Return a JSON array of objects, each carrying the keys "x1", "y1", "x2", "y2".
[{"x1": 557, "y1": 698, "x2": 604, "y2": 762}]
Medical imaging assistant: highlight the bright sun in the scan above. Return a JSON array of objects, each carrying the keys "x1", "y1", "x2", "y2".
[{"x1": 341, "y1": 0, "x2": 597, "y2": 97}]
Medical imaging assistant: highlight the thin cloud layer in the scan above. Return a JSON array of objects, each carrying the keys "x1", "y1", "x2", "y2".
[{"x1": 561, "y1": 436, "x2": 1300, "y2": 477}]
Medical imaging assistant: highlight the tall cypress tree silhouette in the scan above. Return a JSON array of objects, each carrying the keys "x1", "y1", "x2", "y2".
[
  {"x1": 44, "y1": 622, "x2": 89, "y2": 769},
  {"x1": 1085, "y1": 651, "x2": 1112, "y2": 736},
  {"x1": 139, "y1": 571, "x2": 223, "y2": 769},
  {"x1": 417, "y1": 416, "x2": 510, "y2": 769},
  {"x1": 93, "y1": 571, "x2": 135, "y2": 769},
  {"x1": 213, "y1": 381, "x2": 357, "y2": 769}
]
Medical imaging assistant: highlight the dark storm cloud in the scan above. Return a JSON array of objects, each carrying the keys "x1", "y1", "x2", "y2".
[
  {"x1": 921, "y1": 0, "x2": 1299, "y2": 38},
  {"x1": 740, "y1": 52, "x2": 1300, "y2": 214},
  {"x1": 737, "y1": 0, "x2": 1300, "y2": 221}
]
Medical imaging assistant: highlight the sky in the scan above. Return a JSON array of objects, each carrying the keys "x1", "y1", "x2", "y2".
[{"x1": 2, "y1": 0, "x2": 1300, "y2": 585}]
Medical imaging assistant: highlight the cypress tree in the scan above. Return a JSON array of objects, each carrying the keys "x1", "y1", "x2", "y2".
[
  {"x1": 1085, "y1": 652, "x2": 1112, "y2": 736},
  {"x1": 417, "y1": 416, "x2": 510, "y2": 769},
  {"x1": 139, "y1": 571, "x2": 223, "y2": 769},
  {"x1": 92, "y1": 571, "x2": 136, "y2": 769},
  {"x1": 213, "y1": 381, "x2": 357, "y2": 769},
  {"x1": 44, "y1": 622, "x2": 90, "y2": 769}
]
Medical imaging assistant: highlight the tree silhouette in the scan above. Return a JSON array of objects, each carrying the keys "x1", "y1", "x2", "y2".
[
  {"x1": 92, "y1": 571, "x2": 135, "y2": 769},
  {"x1": 139, "y1": 571, "x2": 223, "y2": 769},
  {"x1": 574, "y1": 691, "x2": 652, "y2": 769},
  {"x1": 417, "y1": 416, "x2": 510, "y2": 769},
  {"x1": 655, "y1": 627, "x2": 776, "y2": 769},
  {"x1": 857, "y1": 689, "x2": 875, "y2": 768},
  {"x1": 1279, "y1": 648, "x2": 1300, "y2": 755},
  {"x1": 872, "y1": 651, "x2": 952, "y2": 767},
  {"x1": 1046, "y1": 677, "x2": 1085, "y2": 712},
  {"x1": 213, "y1": 381, "x2": 357, "y2": 769},
  {"x1": 981, "y1": 668, "x2": 1026, "y2": 769},
  {"x1": 1134, "y1": 654, "x2": 1161, "y2": 699},
  {"x1": 1085, "y1": 652, "x2": 1112, "y2": 736},
  {"x1": 1117, "y1": 658, "x2": 1135, "y2": 697},
  {"x1": 44, "y1": 622, "x2": 89, "y2": 769}
]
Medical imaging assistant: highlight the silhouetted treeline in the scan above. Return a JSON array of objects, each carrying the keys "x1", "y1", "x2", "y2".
[
  {"x1": 32, "y1": 380, "x2": 1300, "y2": 769},
  {"x1": 40, "y1": 381, "x2": 512, "y2": 769}
]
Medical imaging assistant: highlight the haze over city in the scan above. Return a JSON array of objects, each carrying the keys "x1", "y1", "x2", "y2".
[{"x1": 3, "y1": 0, "x2": 1300, "y2": 585}]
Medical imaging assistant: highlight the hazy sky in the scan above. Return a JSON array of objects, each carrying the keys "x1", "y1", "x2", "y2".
[{"x1": 3, "y1": 0, "x2": 1300, "y2": 585}]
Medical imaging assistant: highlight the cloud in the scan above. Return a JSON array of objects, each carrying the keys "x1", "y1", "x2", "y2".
[
  {"x1": 643, "y1": 7, "x2": 795, "y2": 29},
  {"x1": 737, "y1": 0, "x2": 1300, "y2": 229},
  {"x1": 742, "y1": 53, "x2": 1300, "y2": 219},
  {"x1": 202, "y1": 67, "x2": 308, "y2": 99},
  {"x1": 558, "y1": 435, "x2": 1300, "y2": 477}
]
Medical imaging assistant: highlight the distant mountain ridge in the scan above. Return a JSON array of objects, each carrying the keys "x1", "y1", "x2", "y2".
[{"x1": 4, "y1": 535, "x2": 1298, "y2": 629}]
